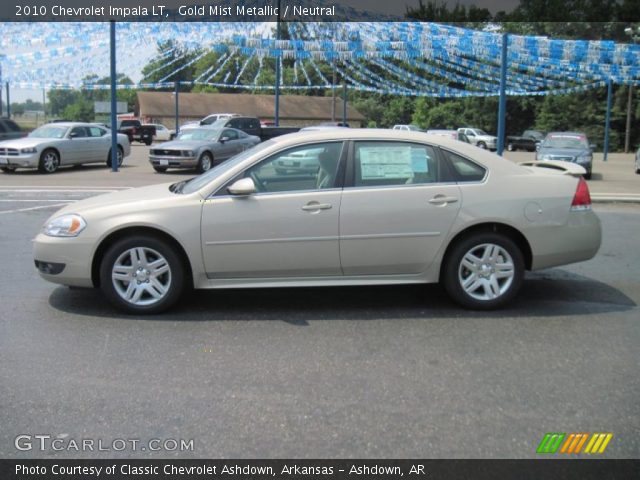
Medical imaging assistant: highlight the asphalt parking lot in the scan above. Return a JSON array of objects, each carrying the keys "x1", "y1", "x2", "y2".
[{"x1": 0, "y1": 145, "x2": 639, "y2": 459}]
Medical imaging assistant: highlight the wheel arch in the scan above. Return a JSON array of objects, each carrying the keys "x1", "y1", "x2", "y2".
[
  {"x1": 439, "y1": 222, "x2": 533, "y2": 280},
  {"x1": 41, "y1": 146, "x2": 61, "y2": 159},
  {"x1": 91, "y1": 226, "x2": 193, "y2": 289}
]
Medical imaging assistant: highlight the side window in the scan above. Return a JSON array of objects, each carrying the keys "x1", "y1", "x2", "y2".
[
  {"x1": 248, "y1": 119, "x2": 260, "y2": 130},
  {"x1": 242, "y1": 142, "x2": 343, "y2": 194},
  {"x1": 227, "y1": 119, "x2": 241, "y2": 129},
  {"x1": 88, "y1": 127, "x2": 104, "y2": 137},
  {"x1": 223, "y1": 129, "x2": 238, "y2": 141},
  {"x1": 70, "y1": 127, "x2": 87, "y2": 138},
  {"x1": 353, "y1": 141, "x2": 439, "y2": 187},
  {"x1": 441, "y1": 150, "x2": 487, "y2": 182},
  {"x1": 0, "y1": 122, "x2": 6, "y2": 133}
]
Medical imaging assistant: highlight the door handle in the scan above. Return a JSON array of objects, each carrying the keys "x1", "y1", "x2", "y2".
[
  {"x1": 429, "y1": 195, "x2": 458, "y2": 205},
  {"x1": 302, "y1": 202, "x2": 332, "y2": 211}
]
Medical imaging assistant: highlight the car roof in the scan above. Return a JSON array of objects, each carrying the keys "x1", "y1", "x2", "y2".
[{"x1": 41, "y1": 122, "x2": 93, "y2": 128}]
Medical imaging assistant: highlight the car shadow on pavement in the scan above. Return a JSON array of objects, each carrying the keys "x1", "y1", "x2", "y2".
[{"x1": 48, "y1": 268, "x2": 636, "y2": 323}]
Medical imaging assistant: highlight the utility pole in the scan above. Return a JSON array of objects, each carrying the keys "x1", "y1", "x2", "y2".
[{"x1": 623, "y1": 26, "x2": 639, "y2": 153}]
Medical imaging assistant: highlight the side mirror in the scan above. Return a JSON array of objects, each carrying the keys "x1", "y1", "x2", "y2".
[
  {"x1": 220, "y1": 136, "x2": 230, "y2": 143},
  {"x1": 69, "y1": 132, "x2": 78, "y2": 139},
  {"x1": 227, "y1": 177, "x2": 256, "y2": 196}
]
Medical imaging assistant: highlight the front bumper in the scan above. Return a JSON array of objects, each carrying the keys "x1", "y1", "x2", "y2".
[
  {"x1": 0, "y1": 152, "x2": 39, "y2": 168},
  {"x1": 149, "y1": 155, "x2": 198, "y2": 169},
  {"x1": 33, "y1": 233, "x2": 95, "y2": 287}
]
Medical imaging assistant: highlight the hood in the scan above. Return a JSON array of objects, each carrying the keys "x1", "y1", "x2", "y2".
[
  {"x1": 152, "y1": 139, "x2": 214, "y2": 150},
  {"x1": 52, "y1": 183, "x2": 182, "y2": 218},
  {"x1": 0, "y1": 137, "x2": 53, "y2": 149}
]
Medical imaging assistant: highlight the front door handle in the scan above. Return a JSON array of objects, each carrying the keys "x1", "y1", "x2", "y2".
[
  {"x1": 302, "y1": 202, "x2": 332, "y2": 212},
  {"x1": 429, "y1": 195, "x2": 459, "y2": 205}
]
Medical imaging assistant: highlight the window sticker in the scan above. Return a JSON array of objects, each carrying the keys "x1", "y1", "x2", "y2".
[
  {"x1": 359, "y1": 146, "x2": 414, "y2": 179},
  {"x1": 411, "y1": 148, "x2": 430, "y2": 173}
]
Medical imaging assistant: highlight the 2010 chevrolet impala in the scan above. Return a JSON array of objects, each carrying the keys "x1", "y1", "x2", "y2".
[{"x1": 33, "y1": 129, "x2": 601, "y2": 314}]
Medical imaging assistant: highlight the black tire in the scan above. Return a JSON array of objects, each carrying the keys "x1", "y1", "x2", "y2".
[
  {"x1": 584, "y1": 170, "x2": 592, "y2": 180},
  {"x1": 153, "y1": 166, "x2": 168, "y2": 173},
  {"x1": 144, "y1": 138, "x2": 152, "y2": 146},
  {"x1": 477, "y1": 141, "x2": 487, "y2": 149},
  {"x1": 0, "y1": 166, "x2": 17, "y2": 173},
  {"x1": 106, "y1": 146, "x2": 124, "y2": 168},
  {"x1": 442, "y1": 232, "x2": 524, "y2": 310},
  {"x1": 196, "y1": 152, "x2": 213, "y2": 173},
  {"x1": 38, "y1": 149, "x2": 60, "y2": 173},
  {"x1": 99, "y1": 235, "x2": 186, "y2": 314}
]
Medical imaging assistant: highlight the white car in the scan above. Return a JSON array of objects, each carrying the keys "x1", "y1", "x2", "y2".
[
  {"x1": 181, "y1": 113, "x2": 239, "y2": 131},
  {"x1": 458, "y1": 128, "x2": 497, "y2": 150},
  {"x1": 33, "y1": 129, "x2": 601, "y2": 314},
  {"x1": 147, "y1": 124, "x2": 174, "y2": 142},
  {"x1": 0, "y1": 122, "x2": 131, "y2": 173}
]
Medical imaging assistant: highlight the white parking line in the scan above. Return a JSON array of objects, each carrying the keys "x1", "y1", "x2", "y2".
[{"x1": 0, "y1": 203, "x2": 71, "y2": 215}]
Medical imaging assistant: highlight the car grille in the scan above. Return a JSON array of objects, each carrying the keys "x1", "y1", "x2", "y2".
[
  {"x1": 151, "y1": 149, "x2": 182, "y2": 156},
  {"x1": 0, "y1": 148, "x2": 20, "y2": 156}
]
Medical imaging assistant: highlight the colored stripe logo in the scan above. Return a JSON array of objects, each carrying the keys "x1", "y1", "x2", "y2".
[{"x1": 537, "y1": 433, "x2": 612, "y2": 454}]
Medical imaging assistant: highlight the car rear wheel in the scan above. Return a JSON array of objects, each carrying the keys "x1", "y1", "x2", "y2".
[
  {"x1": 196, "y1": 152, "x2": 213, "y2": 173},
  {"x1": 99, "y1": 235, "x2": 185, "y2": 314},
  {"x1": 443, "y1": 233, "x2": 524, "y2": 309},
  {"x1": 38, "y1": 149, "x2": 60, "y2": 173},
  {"x1": 507, "y1": 143, "x2": 514, "y2": 151},
  {"x1": 106, "y1": 146, "x2": 124, "y2": 168}
]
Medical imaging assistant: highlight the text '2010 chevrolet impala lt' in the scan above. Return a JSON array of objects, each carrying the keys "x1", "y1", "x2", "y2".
[{"x1": 33, "y1": 129, "x2": 601, "y2": 314}]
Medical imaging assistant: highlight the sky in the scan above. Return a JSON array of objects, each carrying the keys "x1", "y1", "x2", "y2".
[{"x1": 5, "y1": 0, "x2": 523, "y2": 104}]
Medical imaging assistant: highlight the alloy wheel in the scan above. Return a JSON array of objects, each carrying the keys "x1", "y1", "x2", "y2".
[
  {"x1": 111, "y1": 247, "x2": 172, "y2": 306},
  {"x1": 458, "y1": 243, "x2": 515, "y2": 301}
]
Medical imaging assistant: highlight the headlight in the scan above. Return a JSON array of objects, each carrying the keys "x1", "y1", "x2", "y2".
[
  {"x1": 43, "y1": 214, "x2": 87, "y2": 237},
  {"x1": 577, "y1": 155, "x2": 592, "y2": 163},
  {"x1": 183, "y1": 150, "x2": 194, "y2": 157},
  {"x1": 21, "y1": 147, "x2": 37, "y2": 154}
]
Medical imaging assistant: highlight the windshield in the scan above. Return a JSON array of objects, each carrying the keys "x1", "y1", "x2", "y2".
[
  {"x1": 181, "y1": 140, "x2": 276, "y2": 194},
  {"x1": 177, "y1": 128, "x2": 220, "y2": 141},
  {"x1": 29, "y1": 126, "x2": 68, "y2": 139},
  {"x1": 543, "y1": 135, "x2": 588, "y2": 149}
]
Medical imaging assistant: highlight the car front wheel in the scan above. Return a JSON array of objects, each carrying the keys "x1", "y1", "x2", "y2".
[
  {"x1": 196, "y1": 152, "x2": 213, "y2": 173},
  {"x1": 443, "y1": 233, "x2": 524, "y2": 309},
  {"x1": 38, "y1": 149, "x2": 60, "y2": 173},
  {"x1": 477, "y1": 141, "x2": 487, "y2": 149},
  {"x1": 99, "y1": 236, "x2": 185, "y2": 314}
]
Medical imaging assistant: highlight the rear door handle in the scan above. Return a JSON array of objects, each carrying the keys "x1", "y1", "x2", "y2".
[
  {"x1": 429, "y1": 195, "x2": 459, "y2": 205},
  {"x1": 302, "y1": 202, "x2": 332, "y2": 211}
]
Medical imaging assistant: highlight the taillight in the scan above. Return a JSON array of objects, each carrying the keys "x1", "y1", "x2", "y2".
[{"x1": 571, "y1": 177, "x2": 592, "y2": 211}]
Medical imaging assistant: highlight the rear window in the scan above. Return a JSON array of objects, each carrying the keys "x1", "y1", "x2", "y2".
[
  {"x1": 441, "y1": 150, "x2": 486, "y2": 182},
  {"x1": 2, "y1": 119, "x2": 21, "y2": 132}
]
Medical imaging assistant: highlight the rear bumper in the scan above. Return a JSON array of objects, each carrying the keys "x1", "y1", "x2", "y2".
[{"x1": 529, "y1": 209, "x2": 602, "y2": 270}]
